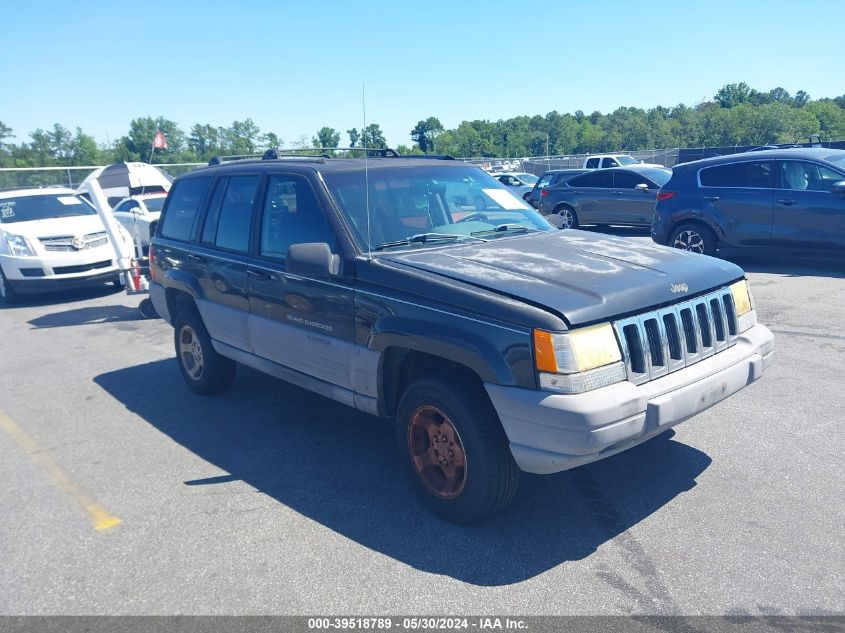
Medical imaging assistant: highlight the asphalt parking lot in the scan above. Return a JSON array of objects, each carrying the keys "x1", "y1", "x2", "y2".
[{"x1": 0, "y1": 230, "x2": 843, "y2": 616}]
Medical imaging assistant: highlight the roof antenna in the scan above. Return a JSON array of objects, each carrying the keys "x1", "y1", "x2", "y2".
[{"x1": 363, "y1": 82, "x2": 372, "y2": 259}]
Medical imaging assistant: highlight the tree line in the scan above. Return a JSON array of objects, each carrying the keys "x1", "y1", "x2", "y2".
[{"x1": 1, "y1": 83, "x2": 844, "y2": 171}]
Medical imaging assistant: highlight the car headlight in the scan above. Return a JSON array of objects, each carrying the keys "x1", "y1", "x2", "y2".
[
  {"x1": 729, "y1": 279, "x2": 757, "y2": 333},
  {"x1": 3, "y1": 232, "x2": 36, "y2": 257},
  {"x1": 533, "y1": 323, "x2": 627, "y2": 394}
]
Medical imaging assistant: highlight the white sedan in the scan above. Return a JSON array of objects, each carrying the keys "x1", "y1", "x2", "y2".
[{"x1": 112, "y1": 193, "x2": 167, "y2": 249}]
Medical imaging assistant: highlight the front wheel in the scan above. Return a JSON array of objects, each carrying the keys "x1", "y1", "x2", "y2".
[
  {"x1": 555, "y1": 205, "x2": 578, "y2": 229},
  {"x1": 395, "y1": 373, "x2": 519, "y2": 523},
  {"x1": 669, "y1": 223, "x2": 717, "y2": 256},
  {"x1": 173, "y1": 308, "x2": 236, "y2": 395},
  {"x1": 0, "y1": 266, "x2": 18, "y2": 305}
]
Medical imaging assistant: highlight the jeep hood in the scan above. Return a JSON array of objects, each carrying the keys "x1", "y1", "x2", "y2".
[{"x1": 377, "y1": 230, "x2": 744, "y2": 327}]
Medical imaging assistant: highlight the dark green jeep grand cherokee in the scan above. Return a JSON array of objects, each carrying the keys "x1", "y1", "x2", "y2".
[{"x1": 149, "y1": 151, "x2": 774, "y2": 523}]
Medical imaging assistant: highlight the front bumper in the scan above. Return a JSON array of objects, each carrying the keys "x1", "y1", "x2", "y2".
[
  {"x1": 1, "y1": 251, "x2": 119, "y2": 294},
  {"x1": 485, "y1": 323, "x2": 774, "y2": 474}
]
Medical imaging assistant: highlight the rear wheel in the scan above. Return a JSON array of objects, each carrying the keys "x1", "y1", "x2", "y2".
[
  {"x1": 173, "y1": 307, "x2": 236, "y2": 395},
  {"x1": 555, "y1": 205, "x2": 578, "y2": 229},
  {"x1": 0, "y1": 266, "x2": 18, "y2": 305},
  {"x1": 669, "y1": 222, "x2": 717, "y2": 256},
  {"x1": 395, "y1": 373, "x2": 519, "y2": 523}
]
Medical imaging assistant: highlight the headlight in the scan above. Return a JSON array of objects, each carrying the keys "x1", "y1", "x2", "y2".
[
  {"x1": 3, "y1": 232, "x2": 36, "y2": 257},
  {"x1": 533, "y1": 323, "x2": 626, "y2": 394},
  {"x1": 729, "y1": 279, "x2": 757, "y2": 333}
]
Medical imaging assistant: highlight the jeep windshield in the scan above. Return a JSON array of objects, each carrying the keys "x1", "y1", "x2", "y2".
[
  {"x1": 0, "y1": 194, "x2": 98, "y2": 224},
  {"x1": 322, "y1": 165, "x2": 553, "y2": 252}
]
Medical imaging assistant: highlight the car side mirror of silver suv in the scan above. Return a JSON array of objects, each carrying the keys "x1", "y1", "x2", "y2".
[{"x1": 287, "y1": 243, "x2": 340, "y2": 278}]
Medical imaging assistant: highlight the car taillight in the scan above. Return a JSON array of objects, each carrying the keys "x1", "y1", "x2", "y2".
[
  {"x1": 540, "y1": 189, "x2": 549, "y2": 197},
  {"x1": 656, "y1": 191, "x2": 676, "y2": 201},
  {"x1": 148, "y1": 245, "x2": 156, "y2": 282}
]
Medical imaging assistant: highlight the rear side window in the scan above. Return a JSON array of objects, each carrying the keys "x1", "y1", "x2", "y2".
[
  {"x1": 201, "y1": 176, "x2": 259, "y2": 252},
  {"x1": 569, "y1": 171, "x2": 612, "y2": 188},
  {"x1": 260, "y1": 175, "x2": 334, "y2": 261},
  {"x1": 586, "y1": 158, "x2": 599, "y2": 168},
  {"x1": 159, "y1": 177, "x2": 211, "y2": 241},
  {"x1": 700, "y1": 161, "x2": 773, "y2": 188},
  {"x1": 613, "y1": 171, "x2": 652, "y2": 189}
]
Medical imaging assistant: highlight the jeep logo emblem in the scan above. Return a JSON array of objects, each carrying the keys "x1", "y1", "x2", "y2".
[{"x1": 670, "y1": 283, "x2": 689, "y2": 293}]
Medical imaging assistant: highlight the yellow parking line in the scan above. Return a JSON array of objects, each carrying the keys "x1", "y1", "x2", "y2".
[{"x1": 0, "y1": 408, "x2": 121, "y2": 531}]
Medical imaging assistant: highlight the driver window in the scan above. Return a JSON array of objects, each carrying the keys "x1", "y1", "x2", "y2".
[
  {"x1": 781, "y1": 161, "x2": 841, "y2": 192},
  {"x1": 260, "y1": 175, "x2": 335, "y2": 261}
]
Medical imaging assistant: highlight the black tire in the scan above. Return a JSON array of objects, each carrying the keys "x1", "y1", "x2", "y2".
[
  {"x1": 395, "y1": 373, "x2": 519, "y2": 523},
  {"x1": 669, "y1": 222, "x2": 717, "y2": 256},
  {"x1": 173, "y1": 307, "x2": 236, "y2": 395},
  {"x1": 0, "y1": 265, "x2": 18, "y2": 305},
  {"x1": 554, "y1": 204, "x2": 578, "y2": 229}
]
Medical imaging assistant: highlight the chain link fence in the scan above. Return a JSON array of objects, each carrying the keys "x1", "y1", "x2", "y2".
[{"x1": 0, "y1": 163, "x2": 204, "y2": 192}]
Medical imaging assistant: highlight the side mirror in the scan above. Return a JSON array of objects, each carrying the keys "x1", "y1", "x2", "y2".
[
  {"x1": 635, "y1": 183, "x2": 650, "y2": 192},
  {"x1": 287, "y1": 243, "x2": 340, "y2": 278},
  {"x1": 831, "y1": 180, "x2": 845, "y2": 194}
]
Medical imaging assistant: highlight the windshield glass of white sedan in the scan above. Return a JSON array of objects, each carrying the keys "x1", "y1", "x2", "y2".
[{"x1": 0, "y1": 194, "x2": 98, "y2": 224}]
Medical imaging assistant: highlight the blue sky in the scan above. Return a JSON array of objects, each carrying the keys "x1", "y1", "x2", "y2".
[{"x1": 2, "y1": 0, "x2": 841, "y2": 149}]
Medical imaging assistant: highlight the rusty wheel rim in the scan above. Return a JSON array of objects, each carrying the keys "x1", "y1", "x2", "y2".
[{"x1": 407, "y1": 405, "x2": 467, "y2": 499}]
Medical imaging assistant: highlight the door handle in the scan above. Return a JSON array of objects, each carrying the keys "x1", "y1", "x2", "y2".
[
  {"x1": 185, "y1": 253, "x2": 203, "y2": 262},
  {"x1": 777, "y1": 198, "x2": 797, "y2": 206},
  {"x1": 614, "y1": 190, "x2": 624, "y2": 195},
  {"x1": 247, "y1": 269, "x2": 272, "y2": 281},
  {"x1": 703, "y1": 196, "x2": 720, "y2": 202}
]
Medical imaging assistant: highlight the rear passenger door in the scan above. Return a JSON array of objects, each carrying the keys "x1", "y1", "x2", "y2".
[
  {"x1": 610, "y1": 170, "x2": 658, "y2": 225},
  {"x1": 564, "y1": 170, "x2": 612, "y2": 224},
  {"x1": 247, "y1": 174, "x2": 356, "y2": 388},
  {"x1": 697, "y1": 160, "x2": 774, "y2": 247},
  {"x1": 192, "y1": 174, "x2": 261, "y2": 352}
]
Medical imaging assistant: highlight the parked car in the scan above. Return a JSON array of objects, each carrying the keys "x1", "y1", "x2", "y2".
[
  {"x1": 0, "y1": 187, "x2": 129, "y2": 302},
  {"x1": 538, "y1": 166, "x2": 672, "y2": 228},
  {"x1": 527, "y1": 169, "x2": 590, "y2": 208},
  {"x1": 494, "y1": 172, "x2": 539, "y2": 201},
  {"x1": 584, "y1": 154, "x2": 664, "y2": 169},
  {"x1": 150, "y1": 153, "x2": 773, "y2": 523},
  {"x1": 652, "y1": 148, "x2": 845, "y2": 256},
  {"x1": 112, "y1": 193, "x2": 167, "y2": 248}
]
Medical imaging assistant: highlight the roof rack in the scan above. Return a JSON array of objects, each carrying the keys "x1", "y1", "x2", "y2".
[{"x1": 397, "y1": 154, "x2": 456, "y2": 160}]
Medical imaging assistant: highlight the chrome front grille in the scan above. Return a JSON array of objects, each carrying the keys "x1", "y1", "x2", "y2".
[
  {"x1": 39, "y1": 231, "x2": 108, "y2": 252},
  {"x1": 613, "y1": 287, "x2": 738, "y2": 385}
]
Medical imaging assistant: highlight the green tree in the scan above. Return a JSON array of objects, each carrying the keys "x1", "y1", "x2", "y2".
[
  {"x1": 69, "y1": 128, "x2": 100, "y2": 164},
  {"x1": 361, "y1": 123, "x2": 386, "y2": 148},
  {"x1": 715, "y1": 82, "x2": 751, "y2": 108},
  {"x1": 313, "y1": 127, "x2": 340, "y2": 149},
  {"x1": 188, "y1": 124, "x2": 220, "y2": 159},
  {"x1": 347, "y1": 128, "x2": 360, "y2": 148},
  {"x1": 114, "y1": 117, "x2": 184, "y2": 163},
  {"x1": 261, "y1": 132, "x2": 283, "y2": 151},
  {"x1": 221, "y1": 119, "x2": 262, "y2": 155},
  {"x1": 410, "y1": 117, "x2": 444, "y2": 153}
]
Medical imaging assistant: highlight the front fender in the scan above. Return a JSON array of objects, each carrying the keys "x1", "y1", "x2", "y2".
[{"x1": 369, "y1": 314, "x2": 532, "y2": 387}]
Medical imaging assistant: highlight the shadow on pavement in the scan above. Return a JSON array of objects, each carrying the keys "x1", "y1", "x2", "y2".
[
  {"x1": 1, "y1": 284, "x2": 123, "y2": 311},
  {"x1": 95, "y1": 359, "x2": 711, "y2": 586},
  {"x1": 28, "y1": 304, "x2": 144, "y2": 328}
]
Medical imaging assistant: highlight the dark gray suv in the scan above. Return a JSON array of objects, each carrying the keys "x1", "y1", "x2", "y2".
[
  {"x1": 653, "y1": 148, "x2": 845, "y2": 256},
  {"x1": 149, "y1": 151, "x2": 773, "y2": 522},
  {"x1": 539, "y1": 166, "x2": 671, "y2": 229}
]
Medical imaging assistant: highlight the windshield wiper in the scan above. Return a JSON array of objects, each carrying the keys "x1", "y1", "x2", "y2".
[
  {"x1": 373, "y1": 233, "x2": 486, "y2": 251},
  {"x1": 470, "y1": 224, "x2": 540, "y2": 237}
]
